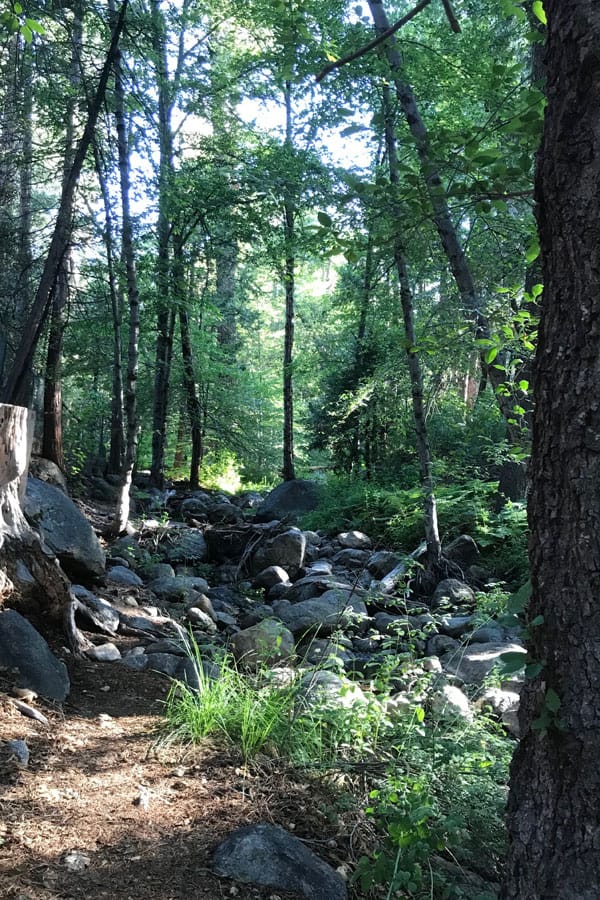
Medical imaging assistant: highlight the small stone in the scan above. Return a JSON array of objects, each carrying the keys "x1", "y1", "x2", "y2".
[
  {"x1": 6, "y1": 739, "x2": 29, "y2": 767},
  {"x1": 63, "y1": 850, "x2": 91, "y2": 872}
]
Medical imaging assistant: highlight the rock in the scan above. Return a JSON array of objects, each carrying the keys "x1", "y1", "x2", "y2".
[
  {"x1": 479, "y1": 687, "x2": 521, "y2": 736},
  {"x1": 88, "y1": 476, "x2": 118, "y2": 502},
  {"x1": 252, "y1": 529, "x2": 306, "y2": 576},
  {"x1": 184, "y1": 592, "x2": 216, "y2": 619},
  {"x1": 426, "y1": 634, "x2": 461, "y2": 657},
  {"x1": 145, "y1": 639, "x2": 188, "y2": 656},
  {"x1": 373, "y1": 612, "x2": 429, "y2": 637},
  {"x1": 438, "y1": 614, "x2": 474, "y2": 638},
  {"x1": 213, "y1": 822, "x2": 347, "y2": 900},
  {"x1": 367, "y1": 550, "x2": 404, "y2": 578},
  {"x1": 299, "y1": 638, "x2": 353, "y2": 668},
  {"x1": 0, "y1": 610, "x2": 69, "y2": 701},
  {"x1": 28, "y1": 457, "x2": 69, "y2": 492},
  {"x1": 254, "y1": 479, "x2": 322, "y2": 523},
  {"x1": 207, "y1": 502, "x2": 242, "y2": 525},
  {"x1": 142, "y1": 562, "x2": 176, "y2": 581},
  {"x1": 24, "y1": 477, "x2": 106, "y2": 579},
  {"x1": 273, "y1": 591, "x2": 368, "y2": 637},
  {"x1": 234, "y1": 490, "x2": 264, "y2": 510},
  {"x1": 254, "y1": 565, "x2": 290, "y2": 589},
  {"x1": 383, "y1": 692, "x2": 413, "y2": 720},
  {"x1": 231, "y1": 618, "x2": 295, "y2": 670},
  {"x1": 422, "y1": 656, "x2": 443, "y2": 673},
  {"x1": 185, "y1": 608, "x2": 217, "y2": 634},
  {"x1": 111, "y1": 536, "x2": 148, "y2": 566},
  {"x1": 430, "y1": 684, "x2": 473, "y2": 721},
  {"x1": 120, "y1": 653, "x2": 148, "y2": 671},
  {"x1": 148, "y1": 575, "x2": 209, "y2": 603},
  {"x1": 144, "y1": 652, "x2": 182, "y2": 678},
  {"x1": 332, "y1": 548, "x2": 370, "y2": 568},
  {"x1": 5, "y1": 739, "x2": 29, "y2": 767},
  {"x1": 441, "y1": 642, "x2": 526, "y2": 685},
  {"x1": 163, "y1": 527, "x2": 208, "y2": 564},
  {"x1": 71, "y1": 585, "x2": 120, "y2": 634},
  {"x1": 304, "y1": 559, "x2": 332, "y2": 576},
  {"x1": 86, "y1": 642, "x2": 121, "y2": 662},
  {"x1": 297, "y1": 670, "x2": 367, "y2": 711},
  {"x1": 180, "y1": 494, "x2": 213, "y2": 518},
  {"x1": 431, "y1": 578, "x2": 475, "y2": 609},
  {"x1": 443, "y1": 534, "x2": 480, "y2": 568},
  {"x1": 469, "y1": 623, "x2": 506, "y2": 644},
  {"x1": 337, "y1": 530, "x2": 372, "y2": 550},
  {"x1": 285, "y1": 576, "x2": 358, "y2": 604},
  {"x1": 107, "y1": 566, "x2": 144, "y2": 587}
]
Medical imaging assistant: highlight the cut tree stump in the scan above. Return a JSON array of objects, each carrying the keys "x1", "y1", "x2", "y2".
[{"x1": 0, "y1": 403, "x2": 71, "y2": 620}]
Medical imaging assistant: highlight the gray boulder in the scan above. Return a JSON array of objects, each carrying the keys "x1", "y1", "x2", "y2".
[
  {"x1": 231, "y1": 618, "x2": 295, "y2": 670},
  {"x1": 28, "y1": 457, "x2": 69, "y2": 493},
  {"x1": 254, "y1": 479, "x2": 322, "y2": 523},
  {"x1": 107, "y1": 566, "x2": 143, "y2": 587},
  {"x1": 431, "y1": 578, "x2": 475, "y2": 609},
  {"x1": 367, "y1": 550, "x2": 404, "y2": 578},
  {"x1": 71, "y1": 585, "x2": 120, "y2": 634},
  {"x1": 24, "y1": 477, "x2": 105, "y2": 579},
  {"x1": 148, "y1": 575, "x2": 209, "y2": 603},
  {"x1": 213, "y1": 823, "x2": 347, "y2": 900},
  {"x1": 252, "y1": 528, "x2": 306, "y2": 576},
  {"x1": 273, "y1": 590, "x2": 368, "y2": 637},
  {"x1": 254, "y1": 565, "x2": 290, "y2": 589},
  {"x1": 337, "y1": 530, "x2": 372, "y2": 550},
  {"x1": 0, "y1": 610, "x2": 69, "y2": 701},
  {"x1": 297, "y1": 670, "x2": 367, "y2": 711},
  {"x1": 430, "y1": 684, "x2": 473, "y2": 722},
  {"x1": 441, "y1": 642, "x2": 526, "y2": 685},
  {"x1": 163, "y1": 527, "x2": 208, "y2": 564}
]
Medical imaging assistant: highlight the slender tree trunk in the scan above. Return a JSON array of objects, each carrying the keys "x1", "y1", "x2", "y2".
[
  {"x1": 42, "y1": 0, "x2": 83, "y2": 470},
  {"x1": 111, "y1": 10, "x2": 140, "y2": 535},
  {"x1": 149, "y1": 0, "x2": 175, "y2": 489},
  {"x1": 367, "y1": 0, "x2": 518, "y2": 434},
  {"x1": 503, "y1": 4, "x2": 600, "y2": 896},
  {"x1": 282, "y1": 79, "x2": 296, "y2": 482},
  {"x1": 17, "y1": 46, "x2": 33, "y2": 326},
  {"x1": 0, "y1": 0, "x2": 129, "y2": 406},
  {"x1": 174, "y1": 237, "x2": 203, "y2": 489},
  {"x1": 93, "y1": 137, "x2": 125, "y2": 475},
  {"x1": 382, "y1": 85, "x2": 441, "y2": 563}
]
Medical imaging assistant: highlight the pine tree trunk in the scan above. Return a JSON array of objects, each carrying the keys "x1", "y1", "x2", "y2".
[
  {"x1": 503, "y1": 4, "x2": 600, "y2": 896},
  {"x1": 282, "y1": 80, "x2": 296, "y2": 482}
]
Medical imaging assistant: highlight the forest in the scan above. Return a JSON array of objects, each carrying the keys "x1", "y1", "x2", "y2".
[{"x1": 0, "y1": 0, "x2": 598, "y2": 898}]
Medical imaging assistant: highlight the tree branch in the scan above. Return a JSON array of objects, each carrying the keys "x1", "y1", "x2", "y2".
[{"x1": 316, "y1": 0, "x2": 432, "y2": 83}]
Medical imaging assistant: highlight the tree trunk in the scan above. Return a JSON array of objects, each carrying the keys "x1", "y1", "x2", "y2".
[
  {"x1": 282, "y1": 79, "x2": 296, "y2": 482},
  {"x1": 503, "y1": 4, "x2": 600, "y2": 897},
  {"x1": 0, "y1": 404, "x2": 70, "y2": 617},
  {"x1": 382, "y1": 84, "x2": 442, "y2": 564},
  {"x1": 0, "y1": 0, "x2": 129, "y2": 406},
  {"x1": 367, "y1": 0, "x2": 518, "y2": 435},
  {"x1": 110, "y1": 11, "x2": 140, "y2": 536}
]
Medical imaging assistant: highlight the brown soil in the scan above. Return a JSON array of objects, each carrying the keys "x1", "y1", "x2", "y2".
[{"x1": 0, "y1": 644, "x2": 374, "y2": 900}]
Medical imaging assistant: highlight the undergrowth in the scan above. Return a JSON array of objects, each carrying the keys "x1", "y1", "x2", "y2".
[{"x1": 163, "y1": 634, "x2": 513, "y2": 899}]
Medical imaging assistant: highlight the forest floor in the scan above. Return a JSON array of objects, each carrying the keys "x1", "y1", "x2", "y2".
[{"x1": 0, "y1": 631, "x2": 371, "y2": 900}]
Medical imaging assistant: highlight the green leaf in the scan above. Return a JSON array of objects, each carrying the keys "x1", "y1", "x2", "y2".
[
  {"x1": 317, "y1": 211, "x2": 332, "y2": 228},
  {"x1": 545, "y1": 687, "x2": 561, "y2": 713},
  {"x1": 531, "y1": 282, "x2": 543, "y2": 297},
  {"x1": 529, "y1": 614, "x2": 544, "y2": 627},
  {"x1": 485, "y1": 347, "x2": 499, "y2": 364},
  {"x1": 500, "y1": 650, "x2": 528, "y2": 674},
  {"x1": 526, "y1": 236, "x2": 540, "y2": 262},
  {"x1": 525, "y1": 661, "x2": 544, "y2": 678},
  {"x1": 518, "y1": 379, "x2": 529, "y2": 391},
  {"x1": 532, "y1": 1, "x2": 547, "y2": 25}
]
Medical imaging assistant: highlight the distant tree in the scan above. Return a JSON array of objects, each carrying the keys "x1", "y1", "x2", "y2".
[{"x1": 503, "y1": 3, "x2": 600, "y2": 896}]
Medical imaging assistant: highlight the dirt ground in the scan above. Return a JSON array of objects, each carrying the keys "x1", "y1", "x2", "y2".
[{"x1": 0, "y1": 647, "x2": 373, "y2": 900}]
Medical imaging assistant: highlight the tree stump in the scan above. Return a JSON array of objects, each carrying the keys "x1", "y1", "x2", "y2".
[{"x1": 0, "y1": 403, "x2": 70, "y2": 618}]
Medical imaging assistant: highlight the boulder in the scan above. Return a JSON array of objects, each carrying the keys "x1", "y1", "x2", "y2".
[
  {"x1": 430, "y1": 684, "x2": 473, "y2": 722},
  {"x1": 431, "y1": 578, "x2": 475, "y2": 609},
  {"x1": 441, "y1": 642, "x2": 526, "y2": 685},
  {"x1": 254, "y1": 565, "x2": 290, "y2": 589},
  {"x1": 332, "y1": 548, "x2": 370, "y2": 568},
  {"x1": 367, "y1": 550, "x2": 404, "y2": 578},
  {"x1": 231, "y1": 618, "x2": 295, "y2": 670},
  {"x1": 148, "y1": 575, "x2": 209, "y2": 603},
  {"x1": 252, "y1": 528, "x2": 306, "y2": 576},
  {"x1": 71, "y1": 585, "x2": 120, "y2": 634},
  {"x1": 213, "y1": 823, "x2": 347, "y2": 900},
  {"x1": 0, "y1": 610, "x2": 69, "y2": 701},
  {"x1": 107, "y1": 566, "x2": 143, "y2": 587},
  {"x1": 28, "y1": 457, "x2": 69, "y2": 493},
  {"x1": 273, "y1": 590, "x2": 368, "y2": 637},
  {"x1": 297, "y1": 670, "x2": 367, "y2": 711},
  {"x1": 479, "y1": 687, "x2": 521, "y2": 736},
  {"x1": 254, "y1": 479, "x2": 322, "y2": 523},
  {"x1": 163, "y1": 527, "x2": 208, "y2": 564},
  {"x1": 86, "y1": 642, "x2": 121, "y2": 662},
  {"x1": 443, "y1": 534, "x2": 480, "y2": 568},
  {"x1": 337, "y1": 530, "x2": 372, "y2": 550},
  {"x1": 24, "y1": 477, "x2": 105, "y2": 579}
]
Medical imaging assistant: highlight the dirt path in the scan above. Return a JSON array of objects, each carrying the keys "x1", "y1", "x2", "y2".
[{"x1": 0, "y1": 654, "x2": 361, "y2": 900}]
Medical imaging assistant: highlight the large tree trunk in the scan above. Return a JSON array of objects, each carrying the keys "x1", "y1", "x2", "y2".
[
  {"x1": 0, "y1": 404, "x2": 70, "y2": 617},
  {"x1": 503, "y1": 4, "x2": 600, "y2": 897}
]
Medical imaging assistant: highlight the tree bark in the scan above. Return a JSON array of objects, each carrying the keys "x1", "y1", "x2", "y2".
[
  {"x1": 0, "y1": 403, "x2": 70, "y2": 617},
  {"x1": 503, "y1": 3, "x2": 600, "y2": 896},
  {"x1": 1, "y1": 0, "x2": 129, "y2": 406},
  {"x1": 282, "y1": 79, "x2": 296, "y2": 482}
]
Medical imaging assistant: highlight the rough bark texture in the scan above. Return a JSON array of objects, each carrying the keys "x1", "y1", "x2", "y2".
[
  {"x1": 0, "y1": 404, "x2": 69, "y2": 617},
  {"x1": 282, "y1": 80, "x2": 296, "y2": 482},
  {"x1": 503, "y1": 4, "x2": 600, "y2": 897}
]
